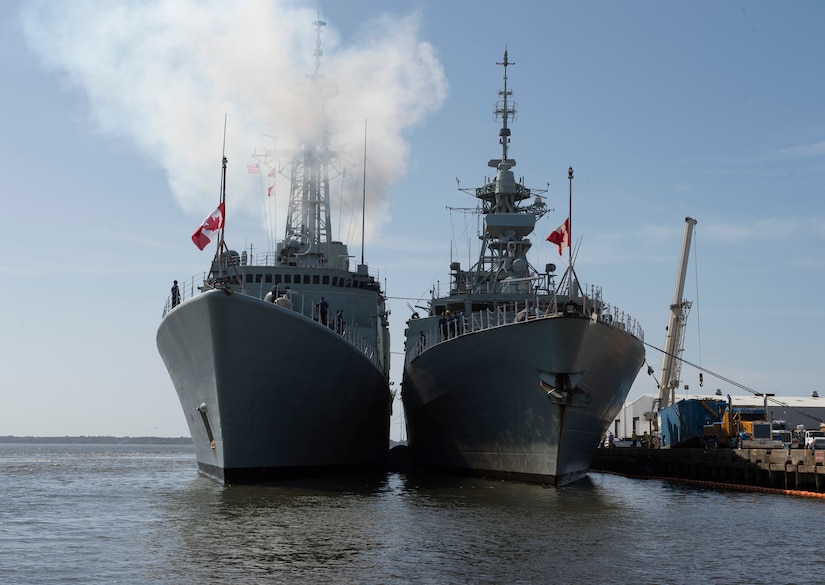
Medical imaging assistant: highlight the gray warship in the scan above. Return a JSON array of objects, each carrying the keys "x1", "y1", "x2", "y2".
[
  {"x1": 156, "y1": 21, "x2": 391, "y2": 483},
  {"x1": 401, "y1": 51, "x2": 645, "y2": 486}
]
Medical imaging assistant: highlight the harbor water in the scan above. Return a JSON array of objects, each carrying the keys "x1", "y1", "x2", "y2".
[{"x1": 1, "y1": 443, "x2": 822, "y2": 584}]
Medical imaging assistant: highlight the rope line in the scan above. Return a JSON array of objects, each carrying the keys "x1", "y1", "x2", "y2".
[{"x1": 643, "y1": 340, "x2": 825, "y2": 425}]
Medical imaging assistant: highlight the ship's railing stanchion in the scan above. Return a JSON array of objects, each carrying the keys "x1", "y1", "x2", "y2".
[{"x1": 405, "y1": 296, "x2": 645, "y2": 366}]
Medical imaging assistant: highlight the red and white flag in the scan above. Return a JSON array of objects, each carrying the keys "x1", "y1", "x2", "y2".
[
  {"x1": 247, "y1": 164, "x2": 259, "y2": 174},
  {"x1": 546, "y1": 217, "x2": 570, "y2": 255},
  {"x1": 191, "y1": 203, "x2": 225, "y2": 250}
]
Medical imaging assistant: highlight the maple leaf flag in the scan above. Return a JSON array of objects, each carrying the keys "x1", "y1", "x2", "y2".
[
  {"x1": 546, "y1": 217, "x2": 570, "y2": 255},
  {"x1": 191, "y1": 203, "x2": 225, "y2": 250},
  {"x1": 247, "y1": 164, "x2": 260, "y2": 174}
]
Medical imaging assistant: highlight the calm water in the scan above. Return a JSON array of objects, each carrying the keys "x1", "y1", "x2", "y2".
[{"x1": 1, "y1": 443, "x2": 822, "y2": 584}]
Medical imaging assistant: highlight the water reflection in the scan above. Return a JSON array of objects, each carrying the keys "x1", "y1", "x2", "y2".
[
  {"x1": 150, "y1": 471, "x2": 622, "y2": 583},
  {"x1": 5, "y1": 444, "x2": 823, "y2": 585},
  {"x1": 146, "y1": 469, "x2": 825, "y2": 585}
]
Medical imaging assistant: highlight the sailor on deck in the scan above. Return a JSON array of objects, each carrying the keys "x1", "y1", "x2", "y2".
[
  {"x1": 439, "y1": 311, "x2": 450, "y2": 340},
  {"x1": 335, "y1": 309, "x2": 345, "y2": 334},
  {"x1": 316, "y1": 297, "x2": 330, "y2": 325},
  {"x1": 171, "y1": 280, "x2": 181, "y2": 308}
]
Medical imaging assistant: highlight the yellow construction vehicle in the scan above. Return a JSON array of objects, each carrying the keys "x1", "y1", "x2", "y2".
[{"x1": 703, "y1": 397, "x2": 766, "y2": 448}]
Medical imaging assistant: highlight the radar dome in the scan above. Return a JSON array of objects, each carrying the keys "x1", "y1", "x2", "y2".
[{"x1": 512, "y1": 258, "x2": 528, "y2": 274}]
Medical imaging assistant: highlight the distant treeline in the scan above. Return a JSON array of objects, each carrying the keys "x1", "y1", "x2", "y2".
[
  {"x1": 0, "y1": 436, "x2": 192, "y2": 445},
  {"x1": 2, "y1": 436, "x2": 407, "y2": 447}
]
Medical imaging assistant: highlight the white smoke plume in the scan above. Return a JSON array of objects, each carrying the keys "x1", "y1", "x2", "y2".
[{"x1": 20, "y1": 0, "x2": 447, "y2": 247}]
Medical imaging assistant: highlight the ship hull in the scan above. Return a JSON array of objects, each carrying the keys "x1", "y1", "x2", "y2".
[
  {"x1": 402, "y1": 315, "x2": 644, "y2": 486},
  {"x1": 157, "y1": 289, "x2": 391, "y2": 483}
]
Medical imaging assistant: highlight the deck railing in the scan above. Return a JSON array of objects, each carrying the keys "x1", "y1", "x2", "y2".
[
  {"x1": 405, "y1": 300, "x2": 644, "y2": 365},
  {"x1": 160, "y1": 274, "x2": 383, "y2": 370}
]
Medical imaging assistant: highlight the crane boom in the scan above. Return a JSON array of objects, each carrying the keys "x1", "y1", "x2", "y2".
[{"x1": 657, "y1": 216, "x2": 697, "y2": 411}]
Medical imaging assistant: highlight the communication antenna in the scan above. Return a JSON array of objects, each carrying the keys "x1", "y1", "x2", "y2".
[
  {"x1": 495, "y1": 48, "x2": 516, "y2": 163},
  {"x1": 361, "y1": 119, "x2": 367, "y2": 266}
]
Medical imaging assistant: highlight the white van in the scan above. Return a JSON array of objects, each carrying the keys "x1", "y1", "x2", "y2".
[{"x1": 803, "y1": 430, "x2": 825, "y2": 449}]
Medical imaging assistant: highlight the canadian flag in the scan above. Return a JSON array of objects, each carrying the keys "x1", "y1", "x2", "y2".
[
  {"x1": 191, "y1": 203, "x2": 225, "y2": 250},
  {"x1": 546, "y1": 217, "x2": 570, "y2": 255}
]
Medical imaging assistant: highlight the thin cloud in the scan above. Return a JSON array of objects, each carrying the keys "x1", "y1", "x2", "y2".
[
  {"x1": 810, "y1": 217, "x2": 825, "y2": 238},
  {"x1": 773, "y1": 141, "x2": 825, "y2": 160},
  {"x1": 701, "y1": 218, "x2": 796, "y2": 243}
]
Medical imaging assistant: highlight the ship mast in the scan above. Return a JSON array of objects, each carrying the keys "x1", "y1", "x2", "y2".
[
  {"x1": 463, "y1": 49, "x2": 542, "y2": 294},
  {"x1": 280, "y1": 17, "x2": 337, "y2": 265},
  {"x1": 495, "y1": 49, "x2": 515, "y2": 166}
]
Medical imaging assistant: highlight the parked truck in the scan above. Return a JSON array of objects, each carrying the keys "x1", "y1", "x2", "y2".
[
  {"x1": 803, "y1": 429, "x2": 825, "y2": 450},
  {"x1": 703, "y1": 399, "x2": 766, "y2": 448}
]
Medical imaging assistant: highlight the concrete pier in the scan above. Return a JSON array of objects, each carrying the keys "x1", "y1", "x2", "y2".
[{"x1": 591, "y1": 447, "x2": 825, "y2": 494}]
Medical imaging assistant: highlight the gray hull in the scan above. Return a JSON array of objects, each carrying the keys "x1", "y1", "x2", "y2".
[
  {"x1": 402, "y1": 314, "x2": 644, "y2": 485},
  {"x1": 157, "y1": 289, "x2": 391, "y2": 483}
]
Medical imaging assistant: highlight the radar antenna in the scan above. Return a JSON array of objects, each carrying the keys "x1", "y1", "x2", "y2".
[
  {"x1": 495, "y1": 49, "x2": 517, "y2": 163},
  {"x1": 311, "y1": 16, "x2": 326, "y2": 84}
]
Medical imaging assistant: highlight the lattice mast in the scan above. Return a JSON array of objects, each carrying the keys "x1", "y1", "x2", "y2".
[{"x1": 281, "y1": 18, "x2": 336, "y2": 261}]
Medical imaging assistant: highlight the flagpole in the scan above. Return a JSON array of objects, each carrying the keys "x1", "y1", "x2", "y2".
[
  {"x1": 360, "y1": 118, "x2": 367, "y2": 267},
  {"x1": 567, "y1": 166, "x2": 573, "y2": 295},
  {"x1": 219, "y1": 114, "x2": 228, "y2": 278}
]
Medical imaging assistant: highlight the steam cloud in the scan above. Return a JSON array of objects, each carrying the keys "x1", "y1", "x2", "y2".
[{"x1": 21, "y1": 0, "x2": 447, "y2": 246}]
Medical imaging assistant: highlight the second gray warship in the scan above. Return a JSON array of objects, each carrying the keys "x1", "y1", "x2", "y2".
[{"x1": 401, "y1": 51, "x2": 645, "y2": 486}]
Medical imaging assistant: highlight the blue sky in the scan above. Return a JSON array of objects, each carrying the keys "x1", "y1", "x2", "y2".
[{"x1": 3, "y1": 0, "x2": 824, "y2": 440}]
